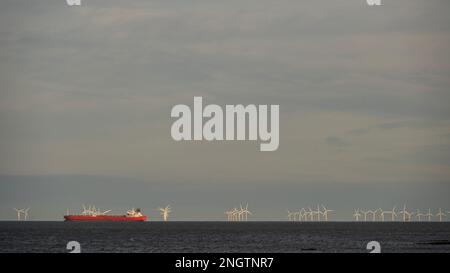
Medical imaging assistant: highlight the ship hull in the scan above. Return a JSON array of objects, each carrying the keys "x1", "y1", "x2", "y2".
[{"x1": 64, "y1": 215, "x2": 147, "y2": 221}]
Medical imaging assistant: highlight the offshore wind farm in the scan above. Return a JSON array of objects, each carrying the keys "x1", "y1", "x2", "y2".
[
  {"x1": 5, "y1": 203, "x2": 450, "y2": 222},
  {"x1": 1, "y1": 202, "x2": 449, "y2": 253}
]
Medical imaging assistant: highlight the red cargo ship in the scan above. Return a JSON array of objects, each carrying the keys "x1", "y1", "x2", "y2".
[{"x1": 64, "y1": 206, "x2": 147, "y2": 222}]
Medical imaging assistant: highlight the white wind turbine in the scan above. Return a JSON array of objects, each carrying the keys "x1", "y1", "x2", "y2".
[
  {"x1": 415, "y1": 209, "x2": 425, "y2": 222},
  {"x1": 23, "y1": 208, "x2": 30, "y2": 221},
  {"x1": 308, "y1": 207, "x2": 316, "y2": 221},
  {"x1": 293, "y1": 211, "x2": 300, "y2": 221},
  {"x1": 297, "y1": 208, "x2": 304, "y2": 221},
  {"x1": 231, "y1": 207, "x2": 239, "y2": 221},
  {"x1": 158, "y1": 205, "x2": 171, "y2": 221},
  {"x1": 81, "y1": 204, "x2": 88, "y2": 215},
  {"x1": 300, "y1": 208, "x2": 308, "y2": 221},
  {"x1": 361, "y1": 210, "x2": 369, "y2": 222},
  {"x1": 353, "y1": 209, "x2": 362, "y2": 221},
  {"x1": 425, "y1": 209, "x2": 433, "y2": 221},
  {"x1": 380, "y1": 209, "x2": 387, "y2": 222},
  {"x1": 399, "y1": 204, "x2": 413, "y2": 222},
  {"x1": 294, "y1": 210, "x2": 301, "y2": 221},
  {"x1": 241, "y1": 203, "x2": 252, "y2": 221},
  {"x1": 85, "y1": 205, "x2": 95, "y2": 216},
  {"x1": 389, "y1": 206, "x2": 398, "y2": 221},
  {"x1": 381, "y1": 206, "x2": 397, "y2": 222},
  {"x1": 13, "y1": 208, "x2": 24, "y2": 221},
  {"x1": 302, "y1": 209, "x2": 311, "y2": 221},
  {"x1": 225, "y1": 210, "x2": 232, "y2": 221},
  {"x1": 366, "y1": 209, "x2": 379, "y2": 222},
  {"x1": 436, "y1": 208, "x2": 446, "y2": 222},
  {"x1": 316, "y1": 204, "x2": 322, "y2": 221},
  {"x1": 287, "y1": 210, "x2": 294, "y2": 221},
  {"x1": 237, "y1": 205, "x2": 245, "y2": 221},
  {"x1": 320, "y1": 205, "x2": 333, "y2": 221}
]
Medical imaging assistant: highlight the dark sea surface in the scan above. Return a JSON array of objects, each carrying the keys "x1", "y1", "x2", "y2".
[{"x1": 0, "y1": 221, "x2": 449, "y2": 253}]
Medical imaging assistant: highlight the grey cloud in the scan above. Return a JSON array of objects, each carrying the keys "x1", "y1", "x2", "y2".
[
  {"x1": 1, "y1": 0, "x2": 450, "y2": 219},
  {"x1": 325, "y1": 136, "x2": 350, "y2": 147}
]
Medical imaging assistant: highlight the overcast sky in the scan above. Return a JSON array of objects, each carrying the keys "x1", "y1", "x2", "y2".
[{"x1": 1, "y1": 0, "x2": 450, "y2": 220}]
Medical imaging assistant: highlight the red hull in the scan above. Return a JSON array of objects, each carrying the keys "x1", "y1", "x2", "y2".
[{"x1": 64, "y1": 215, "x2": 147, "y2": 221}]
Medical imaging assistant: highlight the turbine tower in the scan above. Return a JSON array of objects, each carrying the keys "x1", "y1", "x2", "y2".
[
  {"x1": 353, "y1": 209, "x2": 362, "y2": 221},
  {"x1": 13, "y1": 208, "x2": 24, "y2": 221},
  {"x1": 415, "y1": 209, "x2": 425, "y2": 221},
  {"x1": 361, "y1": 210, "x2": 369, "y2": 222},
  {"x1": 316, "y1": 204, "x2": 322, "y2": 221},
  {"x1": 225, "y1": 210, "x2": 232, "y2": 221},
  {"x1": 308, "y1": 207, "x2": 316, "y2": 221},
  {"x1": 366, "y1": 209, "x2": 379, "y2": 222},
  {"x1": 158, "y1": 205, "x2": 172, "y2": 221},
  {"x1": 287, "y1": 210, "x2": 294, "y2": 221},
  {"x1": 13, "y1": 208, "x2": 30, "y2": 221},
  {"x1": 381, "y1": 206, "x2": 397, "y2": 222},
  {"x1": 380, "y1": 209, "x2": 387, "y2": 222},
  {"x1": 231, "y1": 207, "x2": 239, "y2": 221},
  {"x1": 23, "y1": 208, "x2": 30, "y2": 221},
  {"x1": 293, "y1": 211, "x2": 300, "y2": 221},
  {"x1": 425, "y1": 209, "x2": 433, "y2": 221},
  {"x1": 241, "y1": 203, "x2": 252, "y2": 221},
  {"x1": 237, "y1": 205, "x2": 244, "y2": 221},
  {"x1": 299, "y1": 208, "x2": 306, "y2": 221},
  {"x1": 303, "y1": 209, "x2": 311, "y2": 221},
  {"x1": 436, "y1": 208, "x2": 446, "y2": 222},
  {"x1": 321, "y1": 205, "x2": 333, "y2": 221},
  {"x1": 399, "y1": 204, "x2": 413, "y2": 222}
]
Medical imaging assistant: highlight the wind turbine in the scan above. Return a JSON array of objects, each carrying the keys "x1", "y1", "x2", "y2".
[
  {"x1": 299, "y1": 208, "x2": 307, "y2": 221},
  {"x1": 381, "y1": 206, "x2": 397, "y2": 222},
  {"x1": 287, "y1": 210, "x2": 294, "y2": 221},
  {"x1": 425, "y1": 209, "x2": 433, "y2": 221},
  {"x1": 302, "y1": 209, "x2": 311, "y2": 221},
  {"x1": 399, "y1": 204, "x2": 413, "y2": 222},
  {"x1": 158, "y1": 205, "x2": 171, "y2": 221},
  {"x1": 13, "y1": 208, "x2": 24, "y2": 221},
  {"x1": 380, "y1": 209, "x2": 387, "y2": 222},
  {"x1": 436, "y1": 208, "x2": 446, "y2": 222},
  {"x1": 308, "y1": 207, "x2": 316, "y2": 221},
  {"x1": 237, "y1": 204, "x2": 245, "y2": 221},
  {"x1": 293, "y1": 211, "x2": 300, "y2": 221},
  {"x1": 316, "y1": 204, "x2": 322, "y2": 221},
  {"x1": 353, "y1": 209, "x2": 362, "y2": 221},
  {"x1": 366, "y1": 209, "x2": 379, "y2": 222},
  {"x1": 361, "y1": 210, "x2": 369, "y2": 222},
  {"x1": 320, "y1": 205, "x2": 333, "y2": 221},
  {"x1": 225, "y1": 210, "x2": 232, "y2": 221},
  {"x1": 231, "y1": 207, "x2": 239, "y2": 221},
  {"x1": 23, "y1": 208, "x2": 30, "y2": 221},
  {"x1": 415, "y1": 209, "x2": 425, "y2": 221},
  {"x1": 389, "y1": 206, "x2": 398, "y2": 221},
  {"x1": 241, "y1": 203, "x2": 252, "y2": 221},
  {"x1": 295, "y1": 210, "x2": 301, "y2": 221}
]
